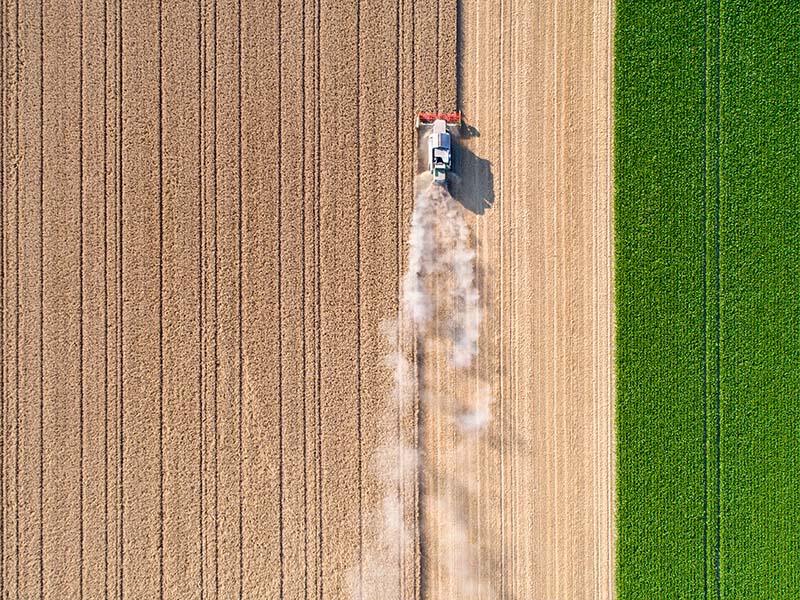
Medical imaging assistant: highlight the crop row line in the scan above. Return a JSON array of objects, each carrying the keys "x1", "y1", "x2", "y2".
[{"x1": 703, "y1": 0, "x2": 722, "y2": 597}]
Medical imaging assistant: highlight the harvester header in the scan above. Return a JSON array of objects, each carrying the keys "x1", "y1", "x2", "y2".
[{"x1": 416, "y1": 111, "x2": 462, "y2": 128}]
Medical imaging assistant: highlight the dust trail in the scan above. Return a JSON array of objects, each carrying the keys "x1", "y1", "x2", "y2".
[
  {"x1": 403, "y1": 181, "x2": 482, "y2": 369},
  {"x1": 354, "y1": 177, "x2": 495, "y2": 598}
]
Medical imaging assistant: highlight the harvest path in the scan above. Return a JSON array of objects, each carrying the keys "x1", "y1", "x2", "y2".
[
  {"x1": 448, "y1": 0, "x2": 614, "y2": 596},
  {"x1": 0, "y1": 0, "x2": 612, "y2": 597}
]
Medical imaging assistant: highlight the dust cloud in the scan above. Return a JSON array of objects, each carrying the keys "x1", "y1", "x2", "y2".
[
  {"x1": 353, "y1": 177, "x2": 496, "y2": 599},
  {"x1": 404, "y1": 181, "x2": 482, "y2": 369}
]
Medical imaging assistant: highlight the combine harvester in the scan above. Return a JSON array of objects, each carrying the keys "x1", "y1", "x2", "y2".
[{"x1": 416, "y1": 111, "x2": 462, "y2": 187}]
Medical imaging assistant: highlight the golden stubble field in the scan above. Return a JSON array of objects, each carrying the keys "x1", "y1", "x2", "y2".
[{"x1": 0, "y1": 0, "x2": 612, "y2": 597}]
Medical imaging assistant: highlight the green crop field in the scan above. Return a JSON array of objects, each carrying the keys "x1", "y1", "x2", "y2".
[{"x1": 615, "y1": 1, "x2": 800, "y2": 598}]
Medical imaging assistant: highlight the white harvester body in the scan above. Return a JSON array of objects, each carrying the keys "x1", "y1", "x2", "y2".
[
  {"x1": 428, "y1": 119, "x2": 452, "y2": 185},
  {"x1": 416, "y1": 111, "x2": 461, "y2": 186}
]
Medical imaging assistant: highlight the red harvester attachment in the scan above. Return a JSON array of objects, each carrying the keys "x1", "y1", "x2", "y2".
[{"x1": 415, "y1": 111, "x2": 462, "y2": 128}]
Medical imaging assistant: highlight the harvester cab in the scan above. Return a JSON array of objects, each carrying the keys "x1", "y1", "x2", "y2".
[{"x1": 416, "y1": 111, "x2": 462, "y2": 186}]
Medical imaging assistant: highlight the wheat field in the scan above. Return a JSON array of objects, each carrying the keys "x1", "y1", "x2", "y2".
[{"x1": 0, "y1": 0, "x2": 613, "y2": 597}]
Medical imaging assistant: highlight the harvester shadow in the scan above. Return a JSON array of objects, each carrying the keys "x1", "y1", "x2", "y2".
[{"x1": 450, "y1": 137, "x2": 495, "y2": 215}]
